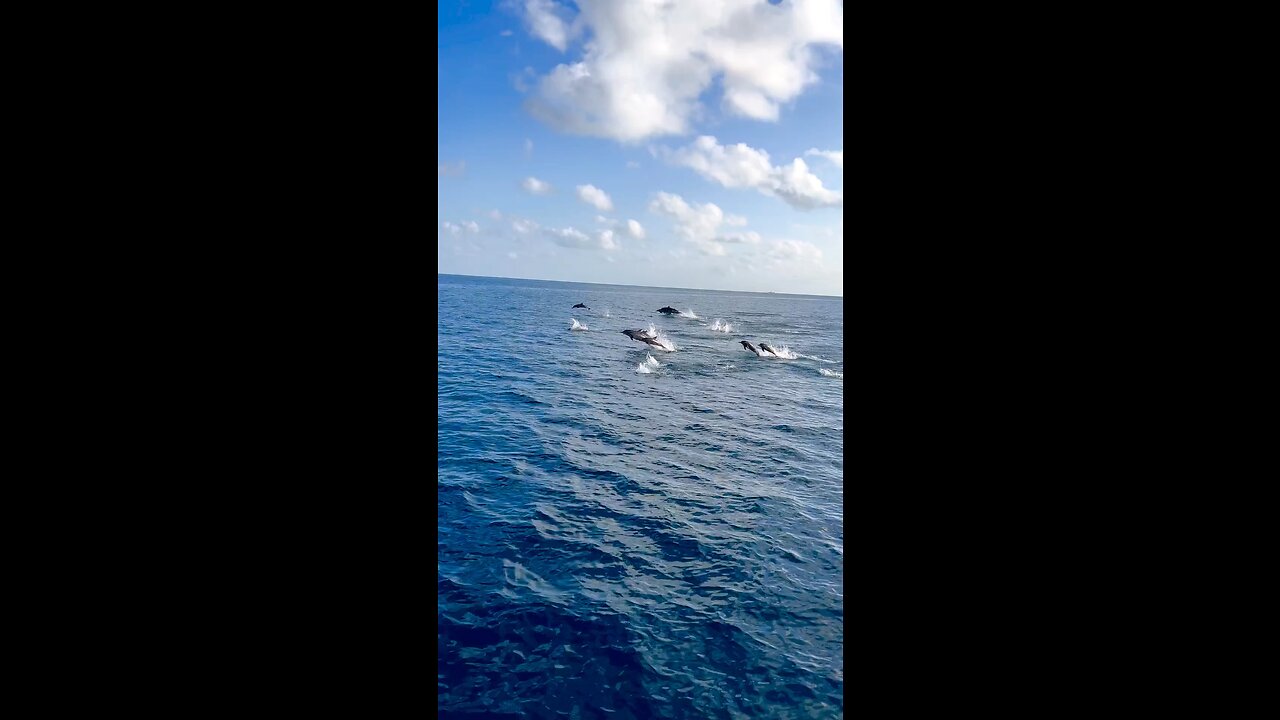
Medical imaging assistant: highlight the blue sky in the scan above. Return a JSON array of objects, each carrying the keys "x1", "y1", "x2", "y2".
[{"x1": 438, "y1": 0, "x2": 843, "y2": 296}]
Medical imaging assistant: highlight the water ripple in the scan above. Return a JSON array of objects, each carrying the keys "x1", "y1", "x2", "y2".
[{"x1": 439, "y1": 275, "x2": 843, "y2": 718}]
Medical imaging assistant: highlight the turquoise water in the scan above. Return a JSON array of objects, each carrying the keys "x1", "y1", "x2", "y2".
[{"x1": 438, "y1": 274, "x2": 844, "y2": 718}]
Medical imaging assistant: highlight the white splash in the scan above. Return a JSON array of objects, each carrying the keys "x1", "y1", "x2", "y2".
[
  {"x1": 819, "y1": 368, "x2": 843, "y2": 378},
  {"x1": 636, "y1": 362, "x2": 654, "y2": 374},
  {"x1": 679, "y1": 308, "x2": 699, "y2": 319},
  {"x1": 709, "y1": 319, "x2": 734, "y2": 333},
  {"x1": 644, "y1": 323, "x2": 677, "y2": 352},
  {"x1": 798, "y1": 353, "x2": 838, "y2": 364},
  {"x1": 765, "y1": 344, "x2": 798, "y2": 359},
  {"x1": 570, "y1": 318, "x2": 588, "y2": 331},
  {"x1": 644, "y1": 354, "x2": 661, "y2": 368}
]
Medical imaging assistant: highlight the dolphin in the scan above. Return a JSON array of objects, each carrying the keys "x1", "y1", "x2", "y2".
[
  {"x1": 758, "y1": 342, "x2": 779, "y2": 356},
  {"x1": 623, "y1": 329, "x2": 667, "y2": 349},
  {"x1": 573, "y1": 303, "x2": 590, "y2": 309},
  {"x1": 657, "y1": 306, "x2": 680, "y2": 314},
  {"x1": 740, "y1": 340, "x2": 765, "y2": 357}
]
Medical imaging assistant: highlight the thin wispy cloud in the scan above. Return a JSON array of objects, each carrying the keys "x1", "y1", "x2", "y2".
[
  {"x1": 649, "y1": 192, "x2": 740, "y2": 257},
  {"x1": 804, "y1": 148, "x2": 843, "y2": 168}
]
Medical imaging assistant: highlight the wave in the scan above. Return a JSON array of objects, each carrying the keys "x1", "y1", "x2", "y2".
[
  {"x1": 645, "y1": 323, "x2": 677, "y2": 352},
  {"x1": 709, "y1": 319, "x2": 734, "y2": 333},
  {"x1": 819, "y1": 368, "x2": 843, "y2": 378},
  {"x1": 798, "y1": 353, "x2": 838, "y2": 364},
  {"x1": 570, "y1": 318, "x2": 588, "y2": 331}
]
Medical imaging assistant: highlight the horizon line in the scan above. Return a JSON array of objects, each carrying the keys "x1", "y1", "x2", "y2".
[{"x1": 437, "y1": 272, "x2": 842, "y2": 299}]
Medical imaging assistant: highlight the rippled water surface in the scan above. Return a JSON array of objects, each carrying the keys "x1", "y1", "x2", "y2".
[{"x1": 438, "y1": 274, "x2": 844, "y2": 719}]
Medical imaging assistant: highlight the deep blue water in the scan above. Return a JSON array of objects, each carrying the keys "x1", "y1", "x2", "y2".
[{"x1": 438, "y1": 274, "x2": 844, "y2": 719}]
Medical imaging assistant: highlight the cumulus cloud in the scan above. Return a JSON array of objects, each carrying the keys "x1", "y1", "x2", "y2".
[
  {"x1": 598, "y1": 229, "x2": 620, "y2": 250},
  {"x1": 512, "y1": 218, "x2": 540, "y2": 234},
  {"x1": 520, "y1": 0, "x2": 843, "y2": 141},
  {"x1": 805, "y1": 148, "x2": 843, "y2": 168},
  {"x1": 648, "y1": 191, "x2": 743, "y2": 256},
  {"x1": 663, "y1": 136, "x2": 842, "y2": 209},
  {"x1": 462, "y1": 221, "x2": 479, "y2": 233},
  {"x1": 490, "y1": 210, "x2": 504, "y2": 220},
  {"x1": 522, "y1": 177, "x2": 553, "y2": 194},
  {"x1": 441, "y1": 221, "x2": 461, "y2": 235},
  {"x1": 575, "y1": 184, "x2": 614, "y2": 211},
  {"x1": 626, "y1": 219, "x2": 646, "y2": 240},
  {"x1": 771, "y1": 158, "x2": 842, "y2": 209}
]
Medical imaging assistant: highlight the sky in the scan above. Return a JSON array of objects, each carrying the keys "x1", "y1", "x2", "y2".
[{"x1": 438, "y1": 0, "x2": 844, "y2": 296}]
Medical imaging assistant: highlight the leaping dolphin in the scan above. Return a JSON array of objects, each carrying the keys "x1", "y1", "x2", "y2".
[
  {"x1": 573, "y1": 303, "x2": 590, "y2": 309},
  {"x1": 758, "y1": 342, "x2": 779, "y2": 356},
  {"x1": 740, "y1": 340, "x2": 764, "y2": 357},
  {"x1": 657, "y1": 306, "x2": 680, "y2": 314},
  {"x1": 623, "y1": 329, "x2": 667, "y2": 349}
]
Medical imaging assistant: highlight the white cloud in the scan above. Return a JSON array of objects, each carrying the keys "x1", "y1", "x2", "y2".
[
  {"x1": 766, "y1": 238, "x2": 823, "y2": 261},
  {"x1": 512, "y1": 218, "x2": 540, "y2": 234},
  {"x1": 508, "y1": 251, "x2": 519, "y2": 258},
  {"x1": 521, "y1": 0, "x2": 576, "y2": 51},
  {"x1": 520, "y1": 0, "x2": 843, "y2": 141},
  {"x1": 718, "y1": 231, "x2": 762, "y2": 245},
  {"x1": 546, "y1": 226, "x2": 592, "y2": 248},
  {"x1": 626, "y1": 161, "x2": 641, "y2": 169},
  {"x1": 575, "y1": 184, "x2": 614, "y2": 211},
  {"x1": 522, "y1": 177, "x2": 553, "y2": 195},
  {"x1": 772, "y1": 158, "x2": 842, "y2": 209},
  {"x1": 524, "y1": 138, "x2": 534, "y2": 158},
  {"x1": 805, "y1": 148, "x2": 843, "y2": 168},
  {"x1": 462, "y1": 221, "x2": 479, "y2": 233},
  {"x1": 648, "y1": 191, "x2": 739, "y2": 256},
  {"x1": 489, "y1": 210, "x2": 504, "y2": 220},
  {"x1": 626, "y1": 219, "x2": 645, "y2": 239},
  {"x1": 662, "y1": 136, "x2": 842, "y2": 210},
  {"x1": 543, "y1": 225, "x2": 621, "y2": 251},
  {"x1": 441, "y1": 221, "x2": 461, "y2": 235},
  {"x1": 501, "y1": 30, "x2": 514, "y2": 37}
]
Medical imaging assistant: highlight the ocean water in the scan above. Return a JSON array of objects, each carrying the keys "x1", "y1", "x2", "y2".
[{"x1": 438, "y1": 274, "x2": 844, "y2": 719}]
